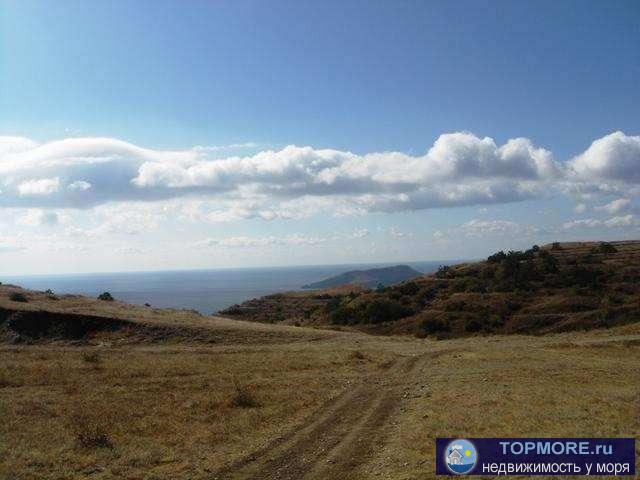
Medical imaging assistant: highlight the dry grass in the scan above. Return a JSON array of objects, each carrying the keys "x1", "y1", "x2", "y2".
[
  {"x1": 0, "y1": 280, "x2": 638, "y2": 479},
  {"x1": 0, "y1": 333, "x2": 401, "y2": 479},
  {"x1": 359, "y1": 326, "x2": 640, "y2": 479}
]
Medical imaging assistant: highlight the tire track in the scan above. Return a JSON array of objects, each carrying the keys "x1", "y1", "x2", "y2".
[{"x1": 213, "y1": 352, "x2": 430, "y2": 480}]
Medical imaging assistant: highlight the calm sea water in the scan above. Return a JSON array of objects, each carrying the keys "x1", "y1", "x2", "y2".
[{"x1": 3, "y1": 261, "x2": 453, "y2": 314}]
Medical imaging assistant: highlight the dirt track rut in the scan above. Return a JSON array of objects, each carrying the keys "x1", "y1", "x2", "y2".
[{"x1": 214, "y1": 353, "x2": 428, "y2": 480}]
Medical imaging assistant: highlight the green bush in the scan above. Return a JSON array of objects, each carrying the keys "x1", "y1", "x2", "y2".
[
  {"x1": 354, "y1": 298, "x2": 413, "y2": 324},
  {"x1": 464, "y1": 319, "x2": 482, "y2": 333},
  {"x1": 9, "y1": 292, "x2": 28, "y2": 303},
  {"x1": 97, "y1": 292, "x2": 114, "y2": 301},
  {"x1": 397, "y1": 281, "x2": 420, "y2": 295},
  {"x1": 420, "y1": 318, "x2": 450, "y2": 335},
  {"x1": 435, "y1": 265, "x2": 451, "y2": 278},
  {"x1": 591, "y1": 242, "x2": 618, "y2": 254}
]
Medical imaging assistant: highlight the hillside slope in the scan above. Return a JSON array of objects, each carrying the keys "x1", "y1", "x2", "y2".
[
  {"x1": 302, "y1": 265, "x2": 422, "y2": 289},
  {"x1": 222, "y1": 241, "x2": 640, "y2": 337},
  {"x1": 1, "y1": 260, "x2": 639, "y2": 479}
]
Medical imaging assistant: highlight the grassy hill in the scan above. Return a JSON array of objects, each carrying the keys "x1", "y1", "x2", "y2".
[
  {"x1": 0, "y1": 259, "x2": 639, "y2": 479},
  {"x1": 222, "y1": 240, "x2": 640, "y2": 337}
]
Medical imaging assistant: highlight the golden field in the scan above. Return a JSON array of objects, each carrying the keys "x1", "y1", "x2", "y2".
[{"x1": 0, "y1": 283, "x2": 638, "y2": 479}]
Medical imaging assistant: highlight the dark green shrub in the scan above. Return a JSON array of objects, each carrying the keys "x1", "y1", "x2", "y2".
[
  {"x1": 398, "y1": 281, "x2": 420, "y2": 296},
  {"x1": 354, "y1": 298, "x2": 413, "y2": 324},
  {"x1": 591, "y1": 242, "x2": 618, "y2": 254},
  {"x1": 229, "y1": 381, "x2": 259, "y2": 408},
  {"x1": 328, "y1": 305, "x2": 352, "y2": 325},
  {"x1": 435, "y1": 265, "x2": 451, "y2": 278},
  {"x1": 324, "y1": 296, "x2": 343, "y2": 313},
  {"x1": 9, "y1": 292, "x2": 28, "y2": 303},
  {"x1": 464, "y1": 319, "x2": 482, "y2": 333},
  {"x1": 420, "y1": 318, "x2": 450, "y2": 335},
  {"x1": 97, "y1": 292, "x2": 114, "y2": 301},
  {"x1": 487, "y1": 251, "x2": 507, "y2": 263}
]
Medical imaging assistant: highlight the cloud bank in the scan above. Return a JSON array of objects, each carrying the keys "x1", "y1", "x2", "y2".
[{"x1": 0, "y1": 131, "x2": 638, "y2": 219}]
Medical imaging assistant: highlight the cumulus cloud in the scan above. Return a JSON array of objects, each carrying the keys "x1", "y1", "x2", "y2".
[
  {"x1": 569, "y1": 131, "x2": 640, "y2": 183},
  {"x1": 68, "y1": 180, "x2": 92, "y2": 191},
  {"x1": 0, "y1": 131, "x2": 637, "y2": 222},
  {"x1": 17, "y1": 178, "x2": 60, "y2": 196}
]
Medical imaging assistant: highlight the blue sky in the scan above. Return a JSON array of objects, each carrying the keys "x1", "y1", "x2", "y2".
[{"x1": 0, "y1": 1, "x2": 639, "y2": 274}]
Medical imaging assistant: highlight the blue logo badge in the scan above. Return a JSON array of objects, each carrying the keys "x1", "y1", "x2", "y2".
[{"x1": 445, "y1": 439, "x2": 477, "y2": 474}]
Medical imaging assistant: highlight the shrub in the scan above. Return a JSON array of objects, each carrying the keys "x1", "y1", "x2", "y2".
[
  {"x1": 420, "y1": 318, "x2": 450, "y2": 335},
  {"x1": 354, "y1": 297, "x2": 413, "y2": 324},
  {"x1": 464, "y1": 319, "x2": 482, "y2": 333},
  {"x1": 350, "y1": 350, "x2": 366, "y2": 360},
  {"x1": 397, "y1": 281, "x2": 420, "y2": 296},
  {"x1": 591, "y1": 242, "x2": 618, "y2": 254},
  {"x1": 81, "y1": 351, "x2": 101, "y2": 364},
  {"x1": 539, "y1": 250, "x2": 559, "y2": 274},
  {"x1": 324, "y1": 296, "x2": 343, "y2": 313},
  {"x1": 69, "y1": 406, "x2": 114, "y2": 449},
  {"x1": 328, "y1": 304, "x2": 352, "y2": 325},
  {"x1": 229, "y1": 381, "x2": 259, "y2": 408},
  {"x1": 487, "y1": 251, "x2": 507, "y2": 263},
  {"x1": 97, "y1": 292, "x2": 114, "y2": 301},
  {"x1": 9, "y1": 292, "x2": 28, "y2": 303},
  {"x1": 435, "y1": 265, "x2": 451, "y2": 278}
]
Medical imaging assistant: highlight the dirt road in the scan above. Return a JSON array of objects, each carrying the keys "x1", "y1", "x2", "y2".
[{"x1": 214, "y1": 352, "x2": 431, "y2": 480}]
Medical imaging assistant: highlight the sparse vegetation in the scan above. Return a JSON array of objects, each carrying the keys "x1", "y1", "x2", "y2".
[
  {"x1": 229, "y1": 380, "x2": 260, "y2": 408},
  {"x1": 81, "y1": 351, "x2": 101, "y2": 364},
  {"x1": 97, "y1": 291, "x2": 114, "y2": 301},
  {"x1": 591, "y1": 242, "x2": 618, "y2": 254},
  {"x1": 68, "y1": 404, "x2": 114, "y2": 449},
  {"x1": 9, "y1": 292, "x2": 28, "y2": 303},
  {"x1": 0, "y1": 271, "x2": 637, "y2": 478},
  {"x1": 225, "y1": 241, "x2": 640, "y2": 338}
]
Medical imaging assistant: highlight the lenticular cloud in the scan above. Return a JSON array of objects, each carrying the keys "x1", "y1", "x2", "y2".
[{"x1": 0, "y1": 131, "x2": 638, "y2": 215}]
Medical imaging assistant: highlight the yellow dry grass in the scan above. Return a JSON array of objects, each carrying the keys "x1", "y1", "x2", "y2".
[{"x1": 0, "y1": 285, "x2": 638, "y2": 479}]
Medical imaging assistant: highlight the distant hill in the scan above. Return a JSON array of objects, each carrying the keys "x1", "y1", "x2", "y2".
[
  {"x1": 221, "y1": 241, "x2": 640, "y2": 337},
  {"x1": 302, "y1": 265, "x2": 422, "y2": 290}
]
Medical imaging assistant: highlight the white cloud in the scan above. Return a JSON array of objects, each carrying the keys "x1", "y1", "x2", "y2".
[
  {"x1": 596, "y1": 198, "x2": 631, "y2": 214},
  {"x1": 569, "y1": 131, "x2": 640, "y2": 183},
  {"x1": 68, "y1": 180, "x2": 92, "y2": 191},
  {"x1": 0, "y1": 131, "x2": 636, "y2": 223},
  {"x1": 604, "y1": 214, "x2": 636, "y2": 227},
  {"x1": 388, "y1": 227, "x2": 414, "y2": 239},
  {"x1": 114, "y1": 246, "x2": 146, "y2": 254},
  {"x1": 460, "y1": 219, "x2": 538, "y2": 237},
  {"x1": 351, "y1": 228, "x2": 370, "y2": 238},
  {"x1": 562, "y1": 215, "x2": 638, "y2": 229},
  {"x1": 17, "y1": 209, "x2": 59, "y2": 227},
  {"x1": 17, "y1": 178, "x2": 60, "y2": 196},
  {"x1": 194, "y1": 234, "x2": 330, "y2": 249},
  {"x1": 562, "y1": 218, "x2": 603, "y2": 229},
  {"x1": 574, "y1": 203, "x2": 587, "y2": 213}
]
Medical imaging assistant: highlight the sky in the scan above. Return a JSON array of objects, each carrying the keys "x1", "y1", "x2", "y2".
[{"x1": 0, "y1": 0, "x2": 639, "y2": 274}]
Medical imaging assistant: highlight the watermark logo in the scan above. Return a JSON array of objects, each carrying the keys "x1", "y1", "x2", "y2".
[{"x1": 445, "y1": 439, "x2": 477, "y2": 474}]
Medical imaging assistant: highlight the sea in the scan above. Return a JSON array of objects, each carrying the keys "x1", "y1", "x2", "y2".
[{"x1": 2, "y1": 261, "x2": 454, "y2": 315}]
